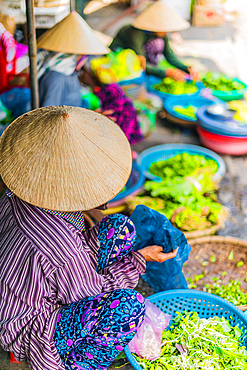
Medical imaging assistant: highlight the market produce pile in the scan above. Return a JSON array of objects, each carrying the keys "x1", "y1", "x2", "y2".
[
  {"x1": 183, "y1": 239, "x2": 247, "y2": 306},
  {"x1": 173, "y1": 105, "x2": 197, "y2": 120},
  {"x1": 204, "y1": 279, "x2": 247, "y2": 306},
  {"x1": 202, "y1": 72, "x2": 245, "y2": 91},
  {"x1": 135, "y1": 311, "x2": 247, "y2": 370},
  {"x1": 153, "y1": 78, "x2": 198, "y2": 95},
  {"x1": 90, "y1": 49, "x2": 143, "y2": 84},
  {"x1": 228, "y1": 100, "x2": 247, "y2": 124},
  {"x1": 128, "y1": 153, "x2": 224, "y2": 232}
]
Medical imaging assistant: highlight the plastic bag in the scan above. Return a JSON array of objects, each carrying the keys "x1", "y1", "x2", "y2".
[
  {"x1": 130, "y1": 205, "x2": 191, "y2": 292},
  {"x1": 129, "y1": 299, "x2": 171, "y2": 360}
]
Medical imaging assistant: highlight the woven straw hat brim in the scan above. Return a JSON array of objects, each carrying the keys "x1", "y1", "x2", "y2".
[
  {"x1": 93, "y1": 30, "x2": 113, "y2": 47},
  {"x1": 133, "y1": 1, "x2": 190, "y2": 33},
  {"x1": 37, "y1": 11, "x2": 109, "y2": 55},
  {"x1": 0, "y1": 106, "x2": 132, "y2": 211}
]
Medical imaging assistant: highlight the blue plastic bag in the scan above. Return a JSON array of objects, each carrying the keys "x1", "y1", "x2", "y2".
[{"x1": 130, "y1": 205, "x2": 191, "y2": 292}]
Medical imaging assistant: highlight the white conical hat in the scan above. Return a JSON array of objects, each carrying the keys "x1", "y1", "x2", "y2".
[
  {"x1": 37, "y1": 11, "x2": 109, "y2": 55},
  {"x1": 133, "y1": 1, "x2": 190, "y2": 33},
  {"x1": 0, "y1": 106, "x2": 132, "y2": 211}
]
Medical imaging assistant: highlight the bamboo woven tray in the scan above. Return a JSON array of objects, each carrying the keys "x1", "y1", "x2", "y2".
[
  {"x1": 184, "y1": 235, "x2": 247, "y2": 311},
  {"x1": 184, "y1": 206, "x2": 229, "y2": 240}
]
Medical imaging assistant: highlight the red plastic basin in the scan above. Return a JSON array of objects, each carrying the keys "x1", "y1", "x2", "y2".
[{"x1": 197, "y1": 126, "x2": 247, "y2": 155}]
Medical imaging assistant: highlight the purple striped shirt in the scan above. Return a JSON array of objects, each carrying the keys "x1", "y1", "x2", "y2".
[{"x1": 0, "y1": 192, "x2": 146, "y2": 370}]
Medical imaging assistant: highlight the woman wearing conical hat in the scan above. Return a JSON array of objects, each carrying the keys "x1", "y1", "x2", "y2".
[
  {"x1": 110, "y1": 1, "x2": 200, "y2": 82},
  {"x1": 36, "y1": 11, "x2": 143, "y2": 146},
  {"x1": 0, "y1": 106, "x2": 178, "y2": 370}
]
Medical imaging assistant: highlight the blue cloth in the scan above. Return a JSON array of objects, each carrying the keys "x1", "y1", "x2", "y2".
[
  {"x1": 39, "y1": 70, "x2": 83, "y2": 107},
  {"x1": 0, "y1": 87, "x2": 31, "y2": 118},
  {"x1": 97, "y1": 214, "x2": 136, "y2": 272},
  {"x1": 130, "y1": 205, "x2": 191, "y2": 292}
]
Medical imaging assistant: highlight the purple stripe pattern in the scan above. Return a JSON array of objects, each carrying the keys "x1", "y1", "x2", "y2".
[{"x1": 0, "y1": 192, "x2": 146, "y2": 370}]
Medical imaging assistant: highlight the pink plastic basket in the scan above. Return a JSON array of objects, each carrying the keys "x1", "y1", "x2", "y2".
[{"x1": 197, "y1": 126, "x2": 247, "y2": 155}]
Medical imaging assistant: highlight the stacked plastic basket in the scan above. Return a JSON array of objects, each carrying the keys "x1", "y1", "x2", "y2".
[{"x1": 197, "y1": 105, "x2": 247, "y2": 155}]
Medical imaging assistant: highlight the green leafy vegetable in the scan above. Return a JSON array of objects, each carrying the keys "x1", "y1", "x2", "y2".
[
  {"x1": 134, "y1": 312, "x2": 247, "y2": 370},
  {"x1": 149, "y1": 153, "x2": 218, "y2": 180},
  {"x1": 174, "y1": 105, "x2": 197, "y2": 120},
  {"x1": 204, "y1": 279, "x2": 247, "y2": 306},
  {"x1": 202, "y1": 72, "x2": 245, "y2": 91},
  {"x1": 128, "y1": 153, "x2": 223, "y2": 232},
  {"x1": 153, "y1": 77, "x2": 198, "y2": 95}
]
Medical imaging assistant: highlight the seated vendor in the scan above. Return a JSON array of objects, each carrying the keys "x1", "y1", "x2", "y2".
[
  {"x1": 0, "y1": 106, "x2": 178, "y2": 370},
  {"x1": 37, "y1": 11, "x2": 143, "y2": 146},
  {"x1": 110, "y1": 1, "x2": 200, "y2": 82}
]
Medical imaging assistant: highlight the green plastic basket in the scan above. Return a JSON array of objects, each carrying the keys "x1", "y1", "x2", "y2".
[{"x1": 211, "y1": 78, "x2": 247, "y2": 102}]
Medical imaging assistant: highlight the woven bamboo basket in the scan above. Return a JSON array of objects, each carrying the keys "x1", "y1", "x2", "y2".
[
  {"x1": 184, "y1": 206, "x2": 229, "y2": 240},
  {"x1": 184, "y1": 235, "x2": 247, "y2": 311}
]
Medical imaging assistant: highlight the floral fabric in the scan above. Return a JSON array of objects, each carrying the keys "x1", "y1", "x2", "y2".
[
  {"x1": 54, "y1": 289, "x2": 145, "y2": 370},
  {"x1": 97, "y1": 214, "x2": 136, "y2": 272}
]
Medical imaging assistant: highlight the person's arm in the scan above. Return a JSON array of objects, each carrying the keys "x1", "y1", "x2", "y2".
[
  {"x1": 146, "y1": 62, "x2": 167, "y2": 78},
  {"x1": 53, "y1": 229, "x2": 146, "y2": 303},
  {"x1": 163, "y1": 36, "x2": 188, "y2": 72}
]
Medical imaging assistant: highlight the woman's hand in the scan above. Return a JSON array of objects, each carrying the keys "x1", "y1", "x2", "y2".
[
  {"x1": 187, "y1": 67, "x2": 201, "y2": 81},
  {"x1": 165, "y1": 68, "x2": 188, "y2": 82},
  {"x1": 95, "y1": 108, "x2": 117, "y2": 122},
  {"x1": 138, "y1": 245, "x2": 178, "y2": 263}
]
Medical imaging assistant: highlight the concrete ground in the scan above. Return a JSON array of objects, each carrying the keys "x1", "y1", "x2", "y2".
[{"x1": 1, "y1": 1, "x2": 247, "y2": 369}]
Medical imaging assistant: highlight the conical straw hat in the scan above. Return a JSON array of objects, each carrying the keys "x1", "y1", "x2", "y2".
[
  {"x1": 93, "y1": 29, "x2": 113, "y2": 47},
  {"x1": 133, "y1": 1, "x2": 190, "y2": 33},
  {"x1": 0, "y1": 106, "x2": 132, "y2": 211},
  {"x1": 37, "y1": 11, "x2": 109, "y2": 55}
]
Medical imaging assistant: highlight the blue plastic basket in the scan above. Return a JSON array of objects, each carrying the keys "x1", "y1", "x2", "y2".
[
  {"x1": 125, "y1": 289, "x2": 247, "y2": 370},
  {"x1": 197, "y1": 105, "x2": 247, "y2": 137},
  {"x1": 164, "y1": 96, "x2": 217, "y2": 122},
  {"x1": 146, "y1": 75, "x2": 202, "y2": 101},
  {"x1": 118, "y1": 72, "x2": 146, "y2": 100},
  {"x1": 137, "y1": 144, "x2": 226, "y2": 182},
  {"x1": 109, "y1": 161, "x2": 145, "y2": 207}
]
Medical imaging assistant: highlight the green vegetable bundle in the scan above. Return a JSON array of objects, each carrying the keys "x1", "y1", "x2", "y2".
[
  {"x1": 135, "y1": 312, "x2": 247, "y2": 370},
  {"x1": 153, "y1": 78, "x2": 198, "y2": 95},
  {"x1": 143, "y1": 178, "x2": 222, "y2": 231},
  {"x1": 127, "y1": 153, "x2": 223, "y2": 232},
  {"x1": 202, "y1": 72, "x2": 245, "y2": 92},
  {"x1": 204, "y1": 279, "x2": 247, "y2": 306}
]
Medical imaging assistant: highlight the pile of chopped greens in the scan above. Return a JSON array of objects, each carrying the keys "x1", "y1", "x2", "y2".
[
  {"x1": 202, "y1": 72, "x2": 245, "y2": 91},
  {"x1": 127, "y1": 153, "x2": 224, "y2": 232},
  {"x1": 149, "y1": 153, "x2": 218, "y2": 180},
  {"x1": 204, "y1": 279, "x2": 247, "y2": 306},
  {"x1": 134, "y1": 311, "x2": 247, "y2": 370},
  {"x1": 153, "y1": 78, "x2": 198, "y2": 95},
  {"x1": 173, "y1": 105, "x2": 197, "y2": 120}
]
